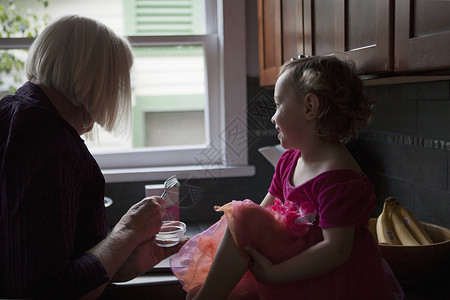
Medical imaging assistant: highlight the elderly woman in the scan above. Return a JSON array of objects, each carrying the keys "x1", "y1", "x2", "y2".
[{"x1": 0, "y1": 15, "x2": 179, "y2": 299}]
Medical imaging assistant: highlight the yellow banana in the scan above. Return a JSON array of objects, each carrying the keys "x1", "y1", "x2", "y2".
[
  {"x1": 393, "y1": 200, "x2": 433, "y2": 245},
  {"x1": 376, "y1": 199, "x2": 400, "y2": 245},
  {"x1": 389, "y1": 200, "x2": 421, "y2": 246}
]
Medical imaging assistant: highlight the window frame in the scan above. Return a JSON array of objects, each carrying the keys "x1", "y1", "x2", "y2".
[
  {"x1": 0, "y1": 0, "x2": 254, "y2": 182},
  {"x1": 92, "y1": 33, "x2": 221, "y2": 169}
]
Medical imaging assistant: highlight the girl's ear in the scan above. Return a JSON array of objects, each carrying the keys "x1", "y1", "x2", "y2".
[{"x1": 304, "y1": 93, "x2": 319, "y2": 120}]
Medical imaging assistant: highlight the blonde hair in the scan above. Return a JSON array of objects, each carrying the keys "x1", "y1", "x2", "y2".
[
  {"x1": 279, "y1": 56, "x2": 375, "y2": 142},
  {"x1": 26, "y1": 15, "x2": 133, "y2": 134}
]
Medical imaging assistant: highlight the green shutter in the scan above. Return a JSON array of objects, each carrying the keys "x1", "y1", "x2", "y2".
[{"x1": 124, "y1": 0, "x2": 202, "y2": 36}]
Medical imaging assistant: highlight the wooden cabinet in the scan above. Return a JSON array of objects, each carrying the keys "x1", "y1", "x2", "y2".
[
  {"x1": 281, "y1": 0, "x2": 305, "y2": 65},
  {"x1": 303, "y1": 0, "x2": 393, "y2": 74},
  {"x1": 395, "y1": 0, "x2": 450, "y2": 73},
  {"x1": 258, "y1": 0, "x2": 393, "y2": 87},
  {"x1": 258, "y1": 0, "x2": 450, "y2": 87},
  {"x1": 258, "y1": 0, "x2": 283, "y2": 87},
  {"x1": 258, "y1": 0, "x2": 307, "y2": 87},
  {"x1": 258, "y1": 0, "x2": 306, "y2": 86}
]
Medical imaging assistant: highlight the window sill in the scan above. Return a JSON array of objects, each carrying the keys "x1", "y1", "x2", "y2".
[{"x1": 102, "y1": 164, "x2": 255, "y2": 183}]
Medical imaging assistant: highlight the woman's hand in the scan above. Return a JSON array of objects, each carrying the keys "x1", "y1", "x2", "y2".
[
  {"x1": 84, "y1": 197, "x2": 168, "y2": 298},
  {"x1": 114, "y1": 196, "x2": 166, "y2": 244},
  {"x1": 112, "y1": 237, "x2": 187, "y2": 282}
]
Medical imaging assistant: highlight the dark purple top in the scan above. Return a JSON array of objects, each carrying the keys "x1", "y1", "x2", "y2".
[{"x1": 0, "y1": 82, "x2": 110, "y2": 299}]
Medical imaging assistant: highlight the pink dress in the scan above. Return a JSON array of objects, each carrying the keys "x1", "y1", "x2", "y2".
[{"x1": 170, "y1": 150, "x2": 404, "y2": 299}]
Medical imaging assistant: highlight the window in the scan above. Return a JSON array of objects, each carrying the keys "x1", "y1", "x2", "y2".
[{"x1": 0, "y1": 0, "x2": 254, "y2": 182}]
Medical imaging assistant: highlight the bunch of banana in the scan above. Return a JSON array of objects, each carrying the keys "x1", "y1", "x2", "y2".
[{"x1": 376, "y1": 197, "x2": 433, "y2": 246}]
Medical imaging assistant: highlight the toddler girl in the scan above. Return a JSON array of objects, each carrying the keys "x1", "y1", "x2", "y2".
[{"x1": 170, "y1": 56, "x2": 404, "y2": 300}]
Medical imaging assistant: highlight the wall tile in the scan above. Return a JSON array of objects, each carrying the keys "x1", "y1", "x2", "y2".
[
  {"x1": 372, "y1": 175, "x2": 416, "y2": 215},
  {"x1": 368, "y1": 94, "x2": 416, "y2": 135},
  {"x1": 247, "y1": 78, "x2": 276, "y2": 132},
  {"x1": 359, "y1": 138, "x2": 447, "y2": 190},
  {"x1": 415, "y1": 186, "x2": 450, "y2": 228},
  {"x1": 355, "y1": 79, "x2": 450, "y2": 228},
  {"x1": 388, "y1": 81, "x2": 450, "y2": 101},
  {"x1": 417, "y1": 100, "x2": 450, "y2": 140}
]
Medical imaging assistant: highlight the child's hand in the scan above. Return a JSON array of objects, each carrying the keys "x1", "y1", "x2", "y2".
[{"x1": 244, "y1": 246, "x2": 279, "y2": 284}]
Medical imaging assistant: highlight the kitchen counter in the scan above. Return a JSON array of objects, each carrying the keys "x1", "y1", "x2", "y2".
[
  {"x1": 100, "y1": 279, "x2": 185, "y2": 300},
  {"x1": 99, "y1": 257, "x2": 186, "y2": 300}
]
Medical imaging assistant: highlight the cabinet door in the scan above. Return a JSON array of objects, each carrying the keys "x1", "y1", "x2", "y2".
[
  {"x1": 258, "y1": 0, "x2": 282, "y2": 87},
  {"x1": 303, "y1": 0, "x2": 336, "y2": 56},
  {"x1": 282, "y1": 0, "x2": 305, "y2": 62},
  {"x1": 303, "y1": 0, "x2": 393, "y2": 74},
  {"x1": 395, "y1": 0, "x2": 450, "y2": 73}
]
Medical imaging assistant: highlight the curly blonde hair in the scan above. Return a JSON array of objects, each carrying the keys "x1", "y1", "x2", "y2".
[{"x1": 279, "y1": 56, "x2": 375, "y2": 142}]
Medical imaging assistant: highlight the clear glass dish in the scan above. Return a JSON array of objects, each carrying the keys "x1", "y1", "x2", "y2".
[{"x1": 155, "y1": 221, "x2": 186, "y2": 247}]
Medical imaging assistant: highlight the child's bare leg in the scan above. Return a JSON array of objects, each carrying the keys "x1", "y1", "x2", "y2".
[
  {"x1": 186, "y1": 285, "x2": 201, "y2": 300},
  {"x1": 191, "y1": 226, "x2": 249, "y2": 300}
]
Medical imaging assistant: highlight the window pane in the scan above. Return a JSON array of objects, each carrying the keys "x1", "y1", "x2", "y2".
[
  {"x1": 86, "y1": 45, "x2": 206, "y2": 152},
  {"x1": 145, "y1": 110, "x2": 205, "y2": 146},
  {"x1": 0, "y1": 50, "x2": 29, "y2": 96}
]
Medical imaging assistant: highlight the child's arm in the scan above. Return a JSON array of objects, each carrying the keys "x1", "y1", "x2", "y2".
[
  {"x1": 245, "y1": 226, "x2": 355, "y2": 284},
  {"x1": 260, "y1": 192, "x2": 276, "y2": 208}
]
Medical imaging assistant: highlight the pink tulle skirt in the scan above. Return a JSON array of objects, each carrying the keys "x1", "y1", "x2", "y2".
[{"x1": 170, "y1": 200, "x2": 404, "y2": 300}]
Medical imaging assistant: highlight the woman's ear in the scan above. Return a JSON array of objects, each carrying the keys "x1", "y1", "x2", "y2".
[{"x1": 304, "y1": 93, "x2": 319, "y2": 120}]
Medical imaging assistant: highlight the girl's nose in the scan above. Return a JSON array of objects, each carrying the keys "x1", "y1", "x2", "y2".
[{"x1": 271, "y1": 114, "x2": 276, "y2": 124}]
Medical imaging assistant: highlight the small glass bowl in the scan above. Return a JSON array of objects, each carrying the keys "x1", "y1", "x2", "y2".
[{"x1": 155, "y1": 221, "x2": 186, "y2": 247}]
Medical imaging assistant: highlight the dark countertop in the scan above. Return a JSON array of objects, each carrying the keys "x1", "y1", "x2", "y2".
[{"x1": 100, "y1": 257, "x2": 186, "y2": 300}]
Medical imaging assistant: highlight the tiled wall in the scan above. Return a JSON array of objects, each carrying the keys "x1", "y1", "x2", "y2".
[
  {"x1": 349, "y1": 80, "x2": 450, "y2": 228},
  {"x1": 105, "y1": 78, "x2": 450, "y2": 230}
]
